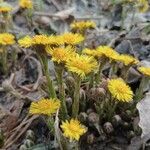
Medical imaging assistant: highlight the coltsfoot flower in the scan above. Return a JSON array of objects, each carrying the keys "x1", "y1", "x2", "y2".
[
  {"x1": 32, "y1": 35, "x2": 50, "y2": 45},
  {"x1": 0, "y1": 33, "x2": 15, "y2": 45},
  {"x1": 138, "y1": 67, "x2": 150, "y2": 77},
  {"x1": 61, "y1": 118, "x2": 87, "y2": 141},
  {"x1": 108, "y1": 78, "x2": 133, "y2": 102},
  {"x1": 0, "y1": 2, "x2": 12, "y2": 13},
  {"x1": 118, "y1": 54, "x2": 139, "y2": 66},
  {"x1": 18, "y1": 36, "x2": 33, "y2": 48},
  {"x1": 46, "y1": 46, "x2": 76, "y2": 64},
  {"x1": 66, "y1": 54, "x2": 98, "y2": 78},
  {"x1": 97, "y1": 46, "x2": 120, "y2": 61},
  {"x1": 137, "y1": 0, "x2": 149, "y2": 13},
  {"x1": 82, "y1": 48, "x2": 102, "y2": 58},
  {"x1": 19, "y1": 0, "x2": 33, "y2": 9},
  {"x1": 29, "y1": 98, "x2": 60, "y2": 116},
  {"x1": 61, "y1": 32, "x2": 84, "y2": 45},
  {"x1": 70, "y1": 21, "x2": 96, "y2": 31}
]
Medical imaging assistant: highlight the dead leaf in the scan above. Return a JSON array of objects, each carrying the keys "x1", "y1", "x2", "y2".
[{"x1": 137, "y1": 92, "x2": 150, "y2": 137}]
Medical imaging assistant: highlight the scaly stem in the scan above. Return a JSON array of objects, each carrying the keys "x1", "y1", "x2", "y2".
[
  {"x1": 38, "y1": 53, "x2": 56, "y2": 98},
  {"x1": 95, "y1": 59, "x2": 106, "y2": 85},
  {"x1": 135, "y1": 76, "x2": 149, "y2": 101},
  {"x1": 56, "y1": 66, "x2": 68, "y2": 120},
  {"x1": 72, "y1": 75, "x2": 81, "y2": 118},
  {"x1": 1, "y1": 47, "x2": 8, "y2": 76}
]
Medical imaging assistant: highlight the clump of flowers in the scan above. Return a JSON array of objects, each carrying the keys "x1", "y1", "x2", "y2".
[
  {"x1": 61, "y1": 118, "x2": 87, "y2": 141},
  {"x1": 108, "y1": 78, "x2": 133, "y2": 102},
  {"x1": 29, "y1": 98, "x2": 60, "y2": 116},
  {"x1": 19, "y1": 0, "x2": 33, "y2": 9}
]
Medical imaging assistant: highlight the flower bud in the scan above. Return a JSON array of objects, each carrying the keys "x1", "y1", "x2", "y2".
[
  {"x1": 19, "y1": 145, "x2": 28, "y2": 150},
  {"x1": 24, "y1": 139, "x2": 34, "y2": 148},
  {"x1": 80, "y1": 88, "x2": 86, "y2": 100},
  {"x1": 26, "y1": 130, "x2": 35, "y2": 141},
  {"x1": 103, "y1": 122, "x2": 114, "y2": 134},
  {"x1": 65, "y1": 76, "x2": 75, "y2": 89},
  {"x1": 88, "y1": 112, "x2": 99, "y2": 125},
  {"x1": 78, "y1": 112, "x2": 88, "y2": 123},
  {"x1": 112, "y1": 115, "x2": 122, "y2": 127},
  {"x1": 2, "y1": 80, "x2": 13, "y2": 92},
  {"x1": 87, "y1": 133, "x2": 95, "y2": 144}
]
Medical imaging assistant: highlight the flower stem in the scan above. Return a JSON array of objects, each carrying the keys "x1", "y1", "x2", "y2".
[
  {"x1": 1, "y1": 47, "x2": 8, "y2": 76},
  {"x1": 135, "y1": 76, "x2": 149, "y2": 101},
  {"x1": 72, "y1": 75, "x2": 81, "y2": 118},
  {"x1": 56, "y1": 66, "x2": 68, "y2": 120},
  {"x1": 38, "y1": 53, "x2": 56, "y2": 98}
]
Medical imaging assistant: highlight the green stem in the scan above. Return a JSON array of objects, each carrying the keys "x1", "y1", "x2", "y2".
[
  {"x1": 1, "y1": 47, "x2": 8, "y2": 76},
  {"x1": 109, "y1": 62, "x2": 117, "y2": 78},
  {"x1": 95, "y1": 59, "x2": 106, "y2": 85},
  {"x1": 135, "y1": 76, "x2": 149, "y2": 101},
  {"x1": 38, "y1": 53, "x2": 56, "y2": 98},
  {"x1": 56, "y1": 66, "x2": 68, "y2": 120},
  {"x1": 89, "y1": 72, "x2": 94, "y2": 88},
  {"x1": 108, "y1": 97, "x2": 117, "y2": 121},
  {"x1": 72, "y1": 75, "x2": 81, "y2": 118}
]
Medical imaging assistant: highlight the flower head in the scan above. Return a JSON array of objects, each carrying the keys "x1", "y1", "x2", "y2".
[
  {"x1": 61, "y1": 118, "x2": 87, "y2": 141},
  {"x1": 70, "y1": 21, "x2": 96, "y2": 31},
  {"x1": 46, "y1": 46, "x2": 76, "y2": 64},
  {"x1": 137, "y1": 0, "x2": 149, "y2": 12},
  {"x1": 29, "y1": 98, "x2": 60, "y2": 116},
  {"x1": 108, "y1": 78, "x2": 133, "y2": 102},
  {"x1": 0, "y1": 2, "x2": 12, "y2": 13},
  {"x1": 138, "y1": 67, "x2": 150, "y2": 77},
  {"x1": 97, "y1": 46, "x2": 120, "y2": 61},
  {"x1": 32, "y1": 35, "x2": 50, "y2": 45},
  {"x1": 66, "y1": 54, "x2": 98, "y2": 78},
  {"x1": 0, "y1": 33, "x2": 15, "y2": 45},
  {"x1": 18, "y1": 36, "x2": 33, "y2": 48},
  {"x1": 61, "y1": 32, "x2": 84, "y2": 45},
  {"x1": 82, "y1": 48, "x2": 102, "y2": 58},
  {"x1": 118, "y1": 54, "x2": 139, "y2": 66},
  {"x1": 19, "y1": 0, "x2": 33, "y2": 9}
]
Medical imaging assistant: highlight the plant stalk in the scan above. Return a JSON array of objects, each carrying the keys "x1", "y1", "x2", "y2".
[{"x1": 72, "y1": 75, "x2": 81, "y2": 118}]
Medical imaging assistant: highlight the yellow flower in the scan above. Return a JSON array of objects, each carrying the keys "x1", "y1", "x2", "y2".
[
  {"x1": 61, "y1": 119, "x2": 87, "y2": 141},
  {"x1": 70, "y1": 21, "x2": 96, "y2": 31},
  {"x1": 0, "y1": 2, "x2": 12, "y2": 13},
  {"x1": 118, "y1": 54, "x2": 139, "y2": 66},
  {"x1": 29, "y1": 98, "x2": 60, "y2": 116},
  {"x1": 97, "y1": 46, "x2": 120, "y2": 61},
  {"x1": 32, "y1": 35, "x2": 50, "y2": 45},
  {"x1": 137, "y1": 0, "x2": 149, "y2": 12},
  {"x1": 18, "y1": 36, "x2": 33, "y2": 48},
  {"x1": 46, "y1": 46, "x2": 76, "y2": 64},
  {"x1": 0, "y1": 33, "x2": 15, "y2": 45},
  {"x1": 66, "y1": 54, "x2": 98, "y2": 78},
  {"x1": 108, "y1": 78, "x2": 133, "y2": 102},
  {"x1": 138, "y1": 67, "x2": 150, "y2": 77},
  {"x1": 19, "y1": 0, "x2": 33, "y2": 9},
  {"x1": 82, "y1": 48, "x2": 102, "y2": 58},
  {"x1": 47, "y1": 35, "x2": 63, "y2": 45},
  {"x1": 61, "y1": 32, "x2": 84, "y2": 45}
]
